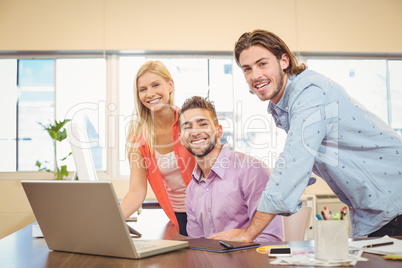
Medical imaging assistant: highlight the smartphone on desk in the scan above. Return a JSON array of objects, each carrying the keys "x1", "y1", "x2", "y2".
[{"x1": 268, "y1": 247, "x2": 292, "y2": 257}]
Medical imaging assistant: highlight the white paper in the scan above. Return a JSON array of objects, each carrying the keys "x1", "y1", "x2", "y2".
[
  {"x1": 349, "y1": 235, "x2": 402, "y2": 255},
  {"x1": 270, "y1": 251, "x2": 368, "y2": 266}
]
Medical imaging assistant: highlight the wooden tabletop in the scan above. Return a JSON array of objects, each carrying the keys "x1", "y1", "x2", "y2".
[{"x1": 0, "y1": 208, "x2": 401, "y2": 268}]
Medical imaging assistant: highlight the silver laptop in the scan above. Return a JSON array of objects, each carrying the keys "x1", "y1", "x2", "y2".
[{"x1": 21, "y1": 180, "x2": 188, "y2": 259}]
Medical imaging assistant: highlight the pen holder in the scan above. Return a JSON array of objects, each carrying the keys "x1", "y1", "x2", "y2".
[{"x1": 314, "y1": 219, "x2": 349, "y2": 260}]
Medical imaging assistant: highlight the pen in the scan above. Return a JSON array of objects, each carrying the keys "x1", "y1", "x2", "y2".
[
  {"x1": 363, "y1": 242, "x2": 394, "y2": 248},
  {"x1": 219, "y1": 240, "x2": 234, "y2": 249},
  {"x1": 323, "y1": 206, "x2": 331, "y2": 220},
  {"x1": 316, "y1": 213, "x2": 323, "y2": 220},
  {"x1": 321, "y1": 211, "x2": 327, "y2": 220},
  {"x1": 341, "y1": 207, "x2": 347, "y2": 220}
]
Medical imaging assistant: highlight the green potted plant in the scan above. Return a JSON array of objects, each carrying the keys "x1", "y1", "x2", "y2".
[{"x1": 35, "y1": 119, "x2": 72, "y2": 180}]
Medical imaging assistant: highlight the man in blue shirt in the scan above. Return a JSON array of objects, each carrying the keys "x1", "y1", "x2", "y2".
[{"x1": 210, "y1": 29, "x2": 402, "y2": 242}]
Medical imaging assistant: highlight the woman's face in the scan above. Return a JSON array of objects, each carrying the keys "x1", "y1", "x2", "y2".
[{"x1": 137, "y1": 71, "x2": 174, "y2": 112}]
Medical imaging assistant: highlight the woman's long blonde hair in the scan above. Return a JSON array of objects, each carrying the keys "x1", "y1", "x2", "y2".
[{"x1": 126, "y1": 60, "x2": 175, "y2": 158}]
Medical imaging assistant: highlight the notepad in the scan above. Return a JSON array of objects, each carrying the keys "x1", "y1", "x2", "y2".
[
  {"x1": 186, "y1": 238, "x2": 259, "y2": 253},
  {"x1": 349, "y1": 236, "x2": 402, "y2": 255}
]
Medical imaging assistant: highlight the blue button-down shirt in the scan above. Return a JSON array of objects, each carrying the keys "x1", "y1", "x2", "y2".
[{"x1": 257, "y1": 70, "x2": 402, "y2": 237}]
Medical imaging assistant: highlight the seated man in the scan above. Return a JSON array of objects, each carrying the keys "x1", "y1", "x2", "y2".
[{"x1": 179, "y1": 96, "x2": 283, "y2": 242}]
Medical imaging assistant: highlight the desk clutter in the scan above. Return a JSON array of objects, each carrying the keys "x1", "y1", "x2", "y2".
[
  {"x1": 256, "y1": 235, "x2": 401, "y2": 266},
  {"x1": 257, "y1": 244, "x2": 367, "y2": 266},
  {"x1": 2, "y1": 209, "x2": 400, "y2": 268},
  {"x1": 269, "y1": 252, "x2": 367, "y2": 266}
]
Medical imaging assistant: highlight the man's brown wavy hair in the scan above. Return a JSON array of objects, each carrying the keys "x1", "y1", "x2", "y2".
[{"x1": 234, "y1": 29, "x2": 306, "y2": 76}]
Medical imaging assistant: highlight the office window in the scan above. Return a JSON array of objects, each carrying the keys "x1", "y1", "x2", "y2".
[
  {"x1": 56, "y1": 58, "x2": 107, "y2": 172},
  {"x1": 1, "y1": 53, "x2": 401, "y2": 179},
  {"x1": 389, "y1": 60, "x2": 402, "y2": 131},
  {"x1": 209, "y1": 59, "x2": 235, "y2": 149},
  {"x1": 232, "y1": 63, "x2": 285, "y2": 168},
  {"x1": 18, "y1": 59, "x2": 56, "y2": 171},
  {"x1": 307, "y1": 59, "x2": 388, "y2": 123},
  {"x1": 0, "y1": 58, "x2": 106, "y2": 173},
  {"x1": 0, "y1": 59, "x2": 55, "y2": 172},
  {"x1": 0, "y1": 60, "x2": 18, "y2": 171}
]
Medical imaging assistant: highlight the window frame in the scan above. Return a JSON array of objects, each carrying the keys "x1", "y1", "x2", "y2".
[{"x1": 1, "y1": 51, "x2": 402, "y2": 181}]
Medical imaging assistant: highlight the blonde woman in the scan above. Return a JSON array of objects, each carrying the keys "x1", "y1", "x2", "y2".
[{"x1": 120, "y1": 60, "x2": 196, "y2": 235}]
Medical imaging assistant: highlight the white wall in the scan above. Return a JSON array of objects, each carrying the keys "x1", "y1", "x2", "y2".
[{"x1": 0, "y1": 0, "x2": 401, "y2": 53}]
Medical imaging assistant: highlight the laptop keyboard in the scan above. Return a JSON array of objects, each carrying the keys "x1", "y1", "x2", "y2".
[{"x1": 132, "y1": 240, "x2": 158, "y2": 249}]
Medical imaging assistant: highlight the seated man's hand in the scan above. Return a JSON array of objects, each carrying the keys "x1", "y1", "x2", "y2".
[{"x1": 208, "y1": 228, "x2": 253, "y2": 242}]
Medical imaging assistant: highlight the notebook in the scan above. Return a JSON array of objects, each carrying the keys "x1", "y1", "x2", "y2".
[
  {"x1": 187, "y1": 238, "x2": 260, "y2": 252},
  {"x1": 21, "y1": 180, "x2": 188, "y2": 259}
]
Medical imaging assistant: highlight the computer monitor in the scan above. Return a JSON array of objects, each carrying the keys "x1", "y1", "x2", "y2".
[{"x1": 66, "y1": 115, "x2": 98, "y2": 181}]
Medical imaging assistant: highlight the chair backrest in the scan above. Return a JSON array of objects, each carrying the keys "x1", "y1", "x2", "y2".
[{"x1": 282, "y1": 206, "x2": 312, "y2": 241}]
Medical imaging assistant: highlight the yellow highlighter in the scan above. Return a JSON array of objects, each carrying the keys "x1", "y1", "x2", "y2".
[{"x1": 383, "y1": 255, "x2": 402, "y2": 260}]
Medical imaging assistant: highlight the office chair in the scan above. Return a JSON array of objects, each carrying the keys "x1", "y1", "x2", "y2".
[{"x1": 282, "y1": 206, "x2": 312, "y2": 241}]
